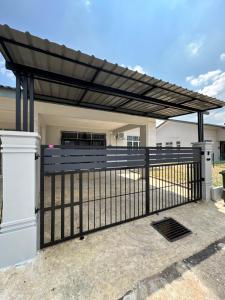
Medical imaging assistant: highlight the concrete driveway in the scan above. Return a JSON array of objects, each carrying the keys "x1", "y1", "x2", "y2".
[{"x1": 1, "y1": 200, "x2": 225, "y2": 300}]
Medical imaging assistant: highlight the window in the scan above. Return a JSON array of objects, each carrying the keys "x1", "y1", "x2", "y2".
[
  {"x1": 127, "y1": 135, "x2": 140, "y2": 147},
  {"x1": 61, "y1": 131, "x2": 106, "y2": 147},
  {"x1": 165, "y1": 142, "x2": 173, "y2": 147},
  {"x1": 176, "y1": 141, "x2": 181, "y2": 147},
  {"x1": 156, "y1": 143, "x2": 162, "y2": 148}
]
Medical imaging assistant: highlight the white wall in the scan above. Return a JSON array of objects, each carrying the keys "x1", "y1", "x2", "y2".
[
  {"x1": 156, "y1": 121, "x2": 224, "y2": 160},
  {"x1": 109, "y1": 127, "x2": 140, "y2": 147},
  {"x1": 108, "y1": 124, "x2": 156, "y2": 147}
]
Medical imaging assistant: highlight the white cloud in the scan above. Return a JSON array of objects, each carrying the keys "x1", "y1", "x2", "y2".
[
  {"x1": 220, "y1": 52, "x2": 225, "y2": 62},
  {"x1": 186, "y1": 69, "x2": 225, "y2": 100},
  {"x1": 199, "y1": 72, "x2": 225, "y2": 98},
  {"x1": 130, "y1": 65, "x2": 145, "y2": 74},
  {"x1": 203, "y1": 107, "x2": 225, "y2": 125},
  {"x1": 121, "y1": 64, "x2": 146, "y2": 74},
  {"x1": 186, "y1": 70, "x2": 222, "y2": 87},
  {"x1": 85, "y1": 0, "x2": 91, "y2": 6},
  {"x1": 186, "y1": 41, "x2": 203, "y2": 57},
  {"x1": 82, "y1": 0, "x2": 91, "y2": 11},
  {"x1": 185, "y1": 69, "x2": 225, "y2": 125},
  {"x1": 0, "y1": 59, "x2": 15, "y2": 82}
]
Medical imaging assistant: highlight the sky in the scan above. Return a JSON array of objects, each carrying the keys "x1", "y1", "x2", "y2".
[{"x1": 1, "y1": 0, "x2": 225, "y2": 125}]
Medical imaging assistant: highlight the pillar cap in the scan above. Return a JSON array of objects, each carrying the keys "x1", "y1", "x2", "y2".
[
  {"x1": 0, "y1": 131, "x2": 40, "y2": 153},
  {"x1": 0, "y1": 130, "x2": 40, "y2": 139}
]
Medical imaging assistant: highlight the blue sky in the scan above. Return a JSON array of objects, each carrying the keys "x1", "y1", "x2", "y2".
[{"x1": 1, "y1": 0, "x2": 225, "y2": 124}]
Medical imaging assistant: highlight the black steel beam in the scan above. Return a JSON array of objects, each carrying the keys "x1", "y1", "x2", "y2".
[
  {"x1": 35, "y1": 93, "x2": 199, "y2": 119},
  {"x1": 22, "y1": 76, "x2": 28, "y2": 131},
  {"x1": 197, "y1": 111, "x2": 204, "y2": 142},
  {"x1": 6, "y1": 62, "x2": 202, "y2": 114},
  {"x1": 35, "y1": 93, "x2": 168, "y2": 119},
  {"x1": 141, "y1": 86, "x2": 156, "y2": 96},
  {"x1": 77, "y1": 69, "x2": 100, "y2": 104},
  {"x1": 16, "y1": 72, "x2": 21, "y2": 130},
  {"x1": 1, "y1": 36, "x2": 222, "y2": 109},
  {"x1": 0, "y1": 41, "x2": 13, "y2": 62}
]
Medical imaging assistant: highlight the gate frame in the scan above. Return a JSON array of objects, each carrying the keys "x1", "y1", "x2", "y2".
[{"x1": 40, "y1": 145, "x2": 203, "y2": 248}]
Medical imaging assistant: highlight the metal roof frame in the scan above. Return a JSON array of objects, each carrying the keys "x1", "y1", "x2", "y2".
[
  {"x1": 7, "y1": 61, "x2": 204, "y2": 115},
  {"x1": 0, "y1": 35, "x2": 221, "y2": 107},
  {"x1": 0, "y1": 24, "x2": 225, "y2": 133}
]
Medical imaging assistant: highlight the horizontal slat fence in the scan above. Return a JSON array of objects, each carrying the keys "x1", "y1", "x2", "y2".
[{"x1": 43, "y1": 147, "x2": 146, "y2": 173}]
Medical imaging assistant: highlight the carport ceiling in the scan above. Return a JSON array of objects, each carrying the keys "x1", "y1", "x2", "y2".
[
  {"x1": 41, "y1": 114, "x2": 125, "y2": 131},
  {"x1": 0, "y1": 24, "x2": 225, "y2": 120}
]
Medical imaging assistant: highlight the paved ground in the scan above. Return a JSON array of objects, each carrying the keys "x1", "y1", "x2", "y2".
[
  {"x1": 43, "y1": 169, "x2": 192, "y2": 245},
  {"x1": 1, "y1": 200, "x2": 225, "y2": 300},
  {"x1": 0, "y1": 175, "x2": 2, "y2": 223}
]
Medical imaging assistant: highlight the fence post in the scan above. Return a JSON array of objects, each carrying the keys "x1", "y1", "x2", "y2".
[
  {"x1": 79, "y1": 172, "x2": 84, "y2": 239},
  {"x1": 145, "y1": 148, "x2": 150, "y2": 214},
  {"x1": 192, "y1": 142, "x2": 213, "y2": 201}
]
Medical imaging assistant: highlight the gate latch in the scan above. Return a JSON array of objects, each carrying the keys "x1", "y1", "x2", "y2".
[{"x1": 35, "y1": 153, "x2": 40, "y2": 160}]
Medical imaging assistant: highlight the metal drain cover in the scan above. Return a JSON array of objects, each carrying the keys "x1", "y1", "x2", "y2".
[{"x1": 151, "y1": 218, "x2": 192, "y2": 242}]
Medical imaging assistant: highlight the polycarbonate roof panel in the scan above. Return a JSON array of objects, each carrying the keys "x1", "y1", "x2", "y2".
[{"x1": 0, "y1": 24, "x2": 225, "y2": 120}]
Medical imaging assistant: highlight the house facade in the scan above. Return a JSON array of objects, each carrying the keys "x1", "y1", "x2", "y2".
[
  {"x1": 1, "y1": 24, "x2": 225, "y2": 269},
  {"x1": 156, "y1": 119, "x2": 225, "y2": 161}
]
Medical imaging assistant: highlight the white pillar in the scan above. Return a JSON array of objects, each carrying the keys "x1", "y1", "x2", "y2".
[
  {"x1": 0, "y1": 131, "x2": 40, "y2": 268},
  {"x1": 192, "y1": 142, "x2": 213, "y2": 201},
  {"x1": 140, "y1": 122, "x2": 156, "y2": 147}
]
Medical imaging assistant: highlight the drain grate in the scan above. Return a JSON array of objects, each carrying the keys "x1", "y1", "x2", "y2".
[{"x1": 151, "y1": 218, "x2": 192, "y2": 242}]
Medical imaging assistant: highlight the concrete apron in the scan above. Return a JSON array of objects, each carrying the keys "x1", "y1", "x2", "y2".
[{"x1": 0, "y1": 200, "x2": 225, "y2": 300}]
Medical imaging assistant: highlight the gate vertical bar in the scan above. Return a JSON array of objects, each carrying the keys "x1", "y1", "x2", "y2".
[
  {"x1": 187, "y1": 163, "x2": 190, "y2": 201},
  {"x1": 70, "y1": 174, "x2": 74, "y2": 236},
  {"x1": 79, "y1": 172, "x2": 84, "y2": 239},
  {"x1": 145, "y1": 148, "x2": 150, "y2": 214},
  {"x1": 40, "y1": 146, "x2": 45, "y2": 248},
  {"x1": 199, "y1": 148, "x2": 202, "y2": 200},
  {"x1": 51, "y1": 174, "x2": 55, "y2": 242},
  {"x1": 61, "y1": 173, "x2": 65, "y2": 239}
]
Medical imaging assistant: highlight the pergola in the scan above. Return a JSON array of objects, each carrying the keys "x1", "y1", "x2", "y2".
[{"x1": 0, "y1": 24, "x2": 224, "y2": 141}]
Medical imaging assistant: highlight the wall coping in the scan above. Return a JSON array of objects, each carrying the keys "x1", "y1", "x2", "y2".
[
  {"x1": 192, "y1": 141, "x2": 213, "y2": 146},
  {"x1": 0, "y1": 130, "x2": 40, "y2": 139}
]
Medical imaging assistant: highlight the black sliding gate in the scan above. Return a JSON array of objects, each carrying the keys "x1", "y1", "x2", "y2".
[{"x1": 40, "y1": 146, "x2": 202, "y2": 248}]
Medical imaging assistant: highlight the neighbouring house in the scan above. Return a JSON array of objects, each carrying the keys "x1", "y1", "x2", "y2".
[{"x1": 156, "y1": 119, "x2": 225, "y2": 161}]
